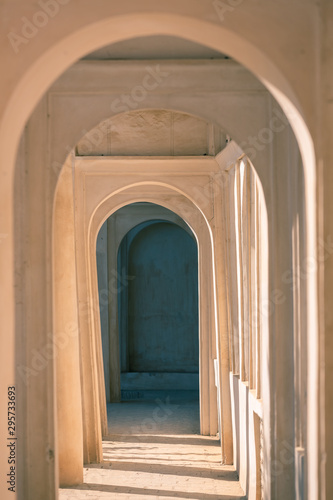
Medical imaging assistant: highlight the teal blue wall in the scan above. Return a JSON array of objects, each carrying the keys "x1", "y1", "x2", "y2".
[{"x1": 124, "y1": 221, "x2": 199, "y2": 373}]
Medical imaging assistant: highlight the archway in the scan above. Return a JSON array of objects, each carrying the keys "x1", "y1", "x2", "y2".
[
  {"x1": 53, "y1": 138, "x2": 269, "y2": 496},
  {"x1": 96, "y1": 203, "x2": 200, "y2": 407},
  {"x1": 86, "y1": 178, "x2": 221, "y2": 437},
  {"x1": 3, "y1": 11, "x2": 318, "y2": 500},
  {"x1": 125, "y1": 221, "x2": 199, "y2": 390},
  {"x1": 97, "y1": 207, "x2": 201, "y2": 438}
]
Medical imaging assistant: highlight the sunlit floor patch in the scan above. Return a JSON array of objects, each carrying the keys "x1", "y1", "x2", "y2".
[{"x1": 59, "y1": 399, "x2": 246, "y2": 500}]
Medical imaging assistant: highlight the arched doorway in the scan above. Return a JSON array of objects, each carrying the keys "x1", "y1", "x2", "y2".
[
  {"x1": 125, "y1": 221, "x2": 198, "y2": 386},
  {"x1": 97, "y1": 205, "x2": 201, "y2": 437},
  {"x1": 96, "y1": 201, "x2": 200, "y2": 407},
  {"x1": 2, "y1": 9, "x2": 315, "y2": 498}
]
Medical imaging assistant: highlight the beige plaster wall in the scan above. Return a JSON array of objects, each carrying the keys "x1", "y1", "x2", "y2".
[
  {"x1": 14, "y1": 57, "x2": 309, "y2": 500},
  {"x1": 53, "y1": 159, "x2": 83, "y2": 486},
  {"x1": 0, "y1": 2, "x2": 327, "y2": 499}
]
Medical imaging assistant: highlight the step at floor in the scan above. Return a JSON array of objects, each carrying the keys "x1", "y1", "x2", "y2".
[{"x1": 59, "y1": 399, "x2": 246, "y2": 500}]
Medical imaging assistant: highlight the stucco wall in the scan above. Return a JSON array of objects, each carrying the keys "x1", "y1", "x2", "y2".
[{"x1": 2, "y1": 2, "x2": 326, "y2": 497}]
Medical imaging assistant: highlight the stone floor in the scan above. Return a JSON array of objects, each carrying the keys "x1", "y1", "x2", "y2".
[
  {"x1": 59, "y1": 397, "x2": 246, "y2": 500},
  {"x1": 107, "y1": 393, "x2": 200, "y2": 435}
]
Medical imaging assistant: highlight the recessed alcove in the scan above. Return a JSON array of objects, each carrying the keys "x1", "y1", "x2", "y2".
[
  {"x1": 76, "y1": 109, "x2": 227, "y2": 157},
  {"x1": 96, "y1": 202, "x2": 200, "y2": 423}
]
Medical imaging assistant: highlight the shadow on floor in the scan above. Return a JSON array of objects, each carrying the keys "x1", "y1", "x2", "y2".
[
  {"x1": 67, "y1": 482, "x2": 247, "y2": 499},
  {"x1": 103, "y1": 434, "x2": 219, "y2": 447},
  {"x1": 88, "y1": 459, "x2": 239, "y2": 481},
  {"x1": 59, "y1": 397, "x2": 246, "y2": 499}
]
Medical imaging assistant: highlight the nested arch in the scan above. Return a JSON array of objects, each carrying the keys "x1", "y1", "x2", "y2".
[
  {"x1": 76, "y1": 108, "x2": 228, "y2": 157},
  {"x1": 8, "y1": 10, "x2": 318, "y2": 499},
  {"x1": 54, "y1": 142, "x2": 270, "y2": 486},
  {"x1": 87, "y1": 183, "x2": 219, "y2": 436},
  {"x1": 96, "y1": 204, "x2": 198, "y2": 403},
  {"x1": 4, "y1": 11, "x2": 314, "y2": 159},
  {"x1": 118, "y1": 217, "x2": 199, "y2": 373},
  {"x1": 53, "y1": 169, "x2": 227, "y2": 467}
]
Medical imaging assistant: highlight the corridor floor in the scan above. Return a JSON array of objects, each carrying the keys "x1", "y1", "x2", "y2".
[{"x1": 59, "y1": 396, "x2": 246, "y2": 500}]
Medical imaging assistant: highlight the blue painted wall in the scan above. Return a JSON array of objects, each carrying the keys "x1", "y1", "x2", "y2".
[{"x1": 126, "y1": 221, "x2": 199, "y2": 373}]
